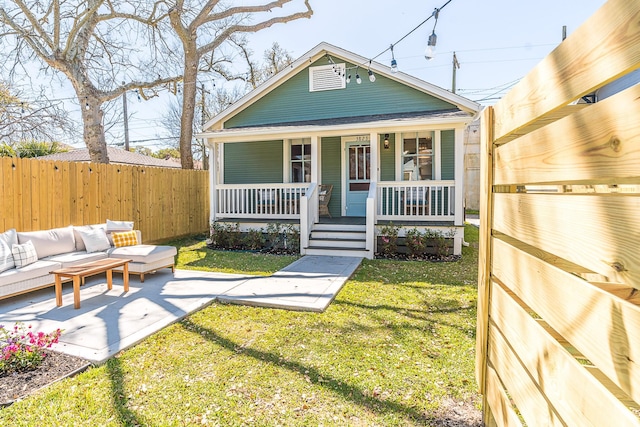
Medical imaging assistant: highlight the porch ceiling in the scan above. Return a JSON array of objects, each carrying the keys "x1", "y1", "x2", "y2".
[{"x1": 199, "y1": 109, "x2": 474, "y2": 144}]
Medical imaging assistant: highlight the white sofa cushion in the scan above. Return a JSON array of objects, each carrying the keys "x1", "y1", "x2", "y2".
[
  {"x1": 0, "y1": 259, "x2": 60, "y2": 287},
  {"x1": 106, "y1": 219, "x2": 134, "y2": 232},
  {"x1": 11, "y1": 241, "x2": 39, "y2": 268},
  {"x1": 0, "y1": 228, "x2": 17, "y2": 273},
  {"x1": 44, "y1": 251, "x2": 108, "y2": 268},
  {"x1": 76, "y1": 228, "x2": 112, "y2": 253},
  {"x1": 108, "y1": 245, "x2": 177, "y2": 264},
  {"x1": 17, "y1": 226, "x2": 76, "y2": 259}
]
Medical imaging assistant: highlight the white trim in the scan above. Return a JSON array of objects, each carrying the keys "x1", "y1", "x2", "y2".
[
  {"x1": 454, "y1": 127, "x2": 465, "y2": 225},
  {"x1": 201, "y1": 115, "x2": 471, "y2": 145},
  {"x1": 311, "y1": 135, "x2": 319, "y2": 184},
  {"x1": 434, "y1": 130, "x2": 441, "y2": 180},
  {"x1": 201, "y1": 42, "x2": 481, "y2": 133},
  {"x1": 369, "y1": 131, "x2": 378, "y2": 183},
  {"x1": 283, "y1": 140, "x2": 291, "y2": 182},
  {"x1": 394, "y1": 132, "x2": 401, "y2": 181}
]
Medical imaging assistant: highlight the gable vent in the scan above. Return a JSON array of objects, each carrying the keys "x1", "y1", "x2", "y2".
[{"x1": 309, "y1": 64, "x2": 346, "y2": 92}]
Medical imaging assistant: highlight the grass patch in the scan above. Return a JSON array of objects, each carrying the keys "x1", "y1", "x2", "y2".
[{"x1": 0, "y1": 226, "x2": 480, "y2": 426}]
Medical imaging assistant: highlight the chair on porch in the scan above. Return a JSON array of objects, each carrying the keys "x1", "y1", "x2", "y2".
[
  {"x1": 257, "y1": 188, "x2": 278, "y2": 214},
  {"x1": 318, "y1": 184, "x2": 333, "y2": 218}
]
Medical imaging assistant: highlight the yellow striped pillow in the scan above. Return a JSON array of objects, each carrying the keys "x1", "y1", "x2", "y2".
[{"x1": 112, "y1": 231, "x2": 138, "y2": 247}]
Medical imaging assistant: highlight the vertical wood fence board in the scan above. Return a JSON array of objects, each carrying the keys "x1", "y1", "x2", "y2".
[
  {"x1": 0, "y1": 158, "x2": 208, "y2": 242},
  {"x1": 494, "y1": 83, "x2": 640, "y2": 186},
  {"x1": 476, "y1": 106, "x2": 495, "y2": 395},
  {"x1": 485, "y1": 363, "x2": 523, "y2": 427},
  {"x1": 492, "y1": 236, "x2": 640, "y2": 406},
  {"x1": 493, "y1": 193, "x2": 640, "y2": 288},
  {"x1": 493, "y1": 0, "x2": 640, "y2": 143},
  {"x1": 488, "y1": 319, "x2": 565, "y2": 426},
  {"x1": 491, "y1": 279, "x2": 640, "y2": 426}
]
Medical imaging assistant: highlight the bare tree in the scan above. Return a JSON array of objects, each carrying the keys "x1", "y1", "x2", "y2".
[
  {"x1": 0, "y1": 81, "x2": 77, "y2": 144},
  {"x1": 164, "y1": 0, "x2": 313, "y2": 169},
  {"x1": 158, "y1": 42, "x2": 294, "y2": 169},
  {"x1": 0, "y1": 1, "x2": 182, "y2": 163}
]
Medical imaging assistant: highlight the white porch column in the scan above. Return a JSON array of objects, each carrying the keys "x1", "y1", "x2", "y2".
[
  {"x1": 369, "y1": 132, "x2": 378, "y2": 183},
  {"x1": 209, "y1": 141, "x2": 217, "y2": 225},
  {"x1": 310, "y1": 135, "x2": 320, "y2": 184},
  {"x1": 454, "y1": 127, "x2": 465, "y2": 226}
]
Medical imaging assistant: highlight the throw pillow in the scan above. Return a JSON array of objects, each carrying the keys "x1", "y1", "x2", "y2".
[
  {"x1": 106, "y1": 219, "x2": 134, "y2": 233},
  {"x1": 112, "y1": 231, "x2": 139, "y2": 248},
  {"x1": 77, "y1": 228, "x2": 112, "y2": 253},
  {"x1": 11, "y1": 240, "x2": 38, "y2": 268},
  {"x1": 0, "y1": 228, "x2": 18, "y2": 273}
]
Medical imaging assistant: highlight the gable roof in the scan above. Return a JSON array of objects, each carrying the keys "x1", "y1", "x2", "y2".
[
  {"x1": 203, "y1": 42, "x2": 480, "y2": 132},
  {"x1": 38, "y1": 146, "x2": 182, "y2": 168}
]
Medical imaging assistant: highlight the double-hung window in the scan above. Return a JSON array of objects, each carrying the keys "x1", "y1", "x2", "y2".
[
  {"x1": 402, "y1": 132, "x2": 434, "y2": 181},
  {"x1": 290, "y1": 138, "x2": 311, "y2": 183}
]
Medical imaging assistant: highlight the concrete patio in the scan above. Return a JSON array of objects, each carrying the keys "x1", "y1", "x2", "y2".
[{"x1": 0, "y1": 256, "x2": 362, "y2": 364}]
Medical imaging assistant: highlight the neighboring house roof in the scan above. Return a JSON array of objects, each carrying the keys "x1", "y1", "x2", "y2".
[
  {"x1": 38, "y1": 146, "x2": 182, "y2": 168},
  {"x1": 201, "y1": 42, "x2": 480, "y2": 136}
]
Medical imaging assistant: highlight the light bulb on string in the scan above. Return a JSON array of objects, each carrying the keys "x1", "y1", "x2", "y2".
[
  {"x1": 356, "y1": 73, "x2": 362, "y2": 84},
  {"x1": 346, "y1": 74, "x2": 351, "y2": 84},
  {"x1": 424, "y1": 31, "x2": 437, "y2": 60},
  {"x1": 424, "y1": 8, "x2": 439, "y2": 61},
  {"x1": 390, "y1": 44, "x2": 398, "y2": 73},
  {"x1": 85, "y1": 97, "x2": 90, "y2": 110},
  {"x1": 368, "y1": 69, "x2": 376, "y2": 83}
]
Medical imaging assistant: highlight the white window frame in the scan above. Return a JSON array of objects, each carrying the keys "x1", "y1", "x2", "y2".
[
  {"x1": 287, "y1": 138, "x2": 312, "y2": 183},
  {"x1": 399, "y1": 131, "x2": 441, "y2": 181}
]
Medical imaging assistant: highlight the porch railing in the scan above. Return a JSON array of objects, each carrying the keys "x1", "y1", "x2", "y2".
[
  {"x1": 376, "y1": 180, "x2": 456, "y2": 221},
  {"x1": 300, "y1": 183, "x2": 318, "y2": 254},
  {"x1": 215, "y1": 183, "x2": 308, "y2": 219}
]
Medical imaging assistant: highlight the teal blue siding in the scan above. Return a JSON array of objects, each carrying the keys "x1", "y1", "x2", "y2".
[
  {"x1": 225, "y1": 59, "x2": 457, "y2": 128},
  {"x1": 441, "y1": 130, "x2": 455, "y2": 180},
  {"x1": 224, "y1": 141, "x2": 283, "y2": 184},
  {"x1": 321, "y1": 137, "x2": 341, "y2": 217},
  {"x1": 379, "y1": 133, "x2": 396, "y2": 181}
]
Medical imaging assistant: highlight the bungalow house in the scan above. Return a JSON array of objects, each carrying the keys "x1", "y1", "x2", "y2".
[{"x1": 198, "y1": 43, "x2": 481, "y2": 259}]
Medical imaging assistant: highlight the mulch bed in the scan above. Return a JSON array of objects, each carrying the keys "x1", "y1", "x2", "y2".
[{"x1": 0, "y1": 350, "x2": 90, "y2": 406}]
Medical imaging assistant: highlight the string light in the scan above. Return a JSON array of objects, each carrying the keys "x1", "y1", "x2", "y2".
[
  {"x1": 424, "y1": 8, "x2": 439, "y2": 60},
  {"x1": 390, "y1": 45, "x2": 398, "y2": 73},
  {"x1": 84, "y1": 97, "x2": 90, "y2": 110}
]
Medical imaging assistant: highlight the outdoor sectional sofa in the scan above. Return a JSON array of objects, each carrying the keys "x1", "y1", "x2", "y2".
[{"x1": 0, "y1": 221, "x2": 177, "y2": 301}]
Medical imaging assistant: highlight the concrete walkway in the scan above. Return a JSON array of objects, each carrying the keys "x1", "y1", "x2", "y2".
[{"x1": 0, "y1": 256, "x2": 362, "y2": 364}]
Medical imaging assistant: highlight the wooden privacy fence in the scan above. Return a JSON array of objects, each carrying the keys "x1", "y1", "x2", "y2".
[
  {"x1": 476, "y1": 0, "x2": 640, "y2": 426},
  {"x1": 0, "y1": 157, "x2": 209, "y2": 243}
]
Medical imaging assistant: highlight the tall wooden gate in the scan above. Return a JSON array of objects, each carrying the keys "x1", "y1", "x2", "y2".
[{"x1": 476, "y1": 0, "x2": 640, "y2": 425}]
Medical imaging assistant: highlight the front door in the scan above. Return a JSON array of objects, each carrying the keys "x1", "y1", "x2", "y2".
[{"x1": 345, "y1": 141, "x2": 370, "y2": 216}]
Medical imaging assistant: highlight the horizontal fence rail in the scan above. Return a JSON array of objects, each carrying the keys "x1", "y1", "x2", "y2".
[
  {"x1": 0, "y1": 157, "x2": 209, "y2": 243},
  {"x1": 476, "y1": 1, "x2": 640, "y2": 426},
  {"x1": 215, "y1": 183, "x2": 308, "y2": 219},
  {"x1": 376, "y1": 181, "x2": 455, "y2": 221}
]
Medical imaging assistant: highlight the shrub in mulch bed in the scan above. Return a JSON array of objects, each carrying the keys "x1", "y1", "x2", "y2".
[{"x1": 207, "y1": 222, "x2": 299, "y2": 255}]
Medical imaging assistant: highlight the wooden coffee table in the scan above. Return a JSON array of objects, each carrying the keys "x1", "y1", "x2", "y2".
[{"x1": 51, "y1": 258, "x2": 131, "y2": 309}]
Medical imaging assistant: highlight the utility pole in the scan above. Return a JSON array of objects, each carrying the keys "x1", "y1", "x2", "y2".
[
  {"x1": 452, "y1": 52, "x2": 460, "y2": 94},
  {"x1": 122, "y1": 81, "x2": 130, "y2": 151}
]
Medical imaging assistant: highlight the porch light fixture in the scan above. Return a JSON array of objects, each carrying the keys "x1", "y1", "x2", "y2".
[
  {"x1": 384, "y1": 134, "x2": 390, "y2": 149},
  {"x1": 424, "y1": 8, "x2": 439, "y2": 61}
]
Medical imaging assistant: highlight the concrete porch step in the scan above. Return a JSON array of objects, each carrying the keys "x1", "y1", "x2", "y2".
[
  {"x1": 304, "y1": 246, "x2": 370, "y2": 258},
  {"x1": 308, "y1": 237, "x2": 366, "y2": 249}
]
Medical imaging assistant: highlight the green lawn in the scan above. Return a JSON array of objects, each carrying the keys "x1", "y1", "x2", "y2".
[{"x1": 1, "y1": 226, "x2": 480, "y2": 426}]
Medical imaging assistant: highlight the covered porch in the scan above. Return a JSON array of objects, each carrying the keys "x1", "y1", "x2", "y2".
[{"x1": 204, "y1": 116, "x2": 467, "y2": 259}]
